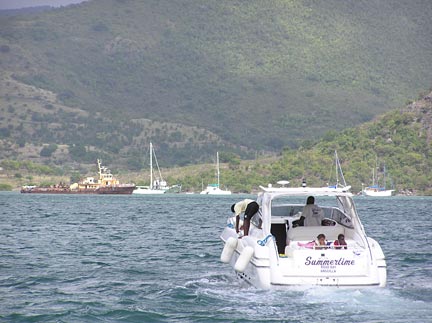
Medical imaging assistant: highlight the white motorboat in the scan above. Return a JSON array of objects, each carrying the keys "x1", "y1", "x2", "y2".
[
  {"x1": 200, "y1": 152, "x2": 231, "y2": 195},
  {"x1": 220, "y1": 186, "x2": 386, "y2": 288},
  {"x1": 200, "y1": 183, "x2": 231, "y2": 195}
]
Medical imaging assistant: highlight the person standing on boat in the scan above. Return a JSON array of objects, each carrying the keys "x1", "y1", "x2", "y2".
[
  {"x1": 302, "y1": 196, "x2": 324, "y2": 226},
  {"x1": 231, "y1": 199, "x2": 260, "y2": 237}
]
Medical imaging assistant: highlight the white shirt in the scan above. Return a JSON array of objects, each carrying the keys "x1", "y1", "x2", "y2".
[
  {"x1": 302, "y1": 204, "x2": 324, "y2": 226},
  {"x1": 233, "y1": 199, "x2": 255, "y2": 216}
]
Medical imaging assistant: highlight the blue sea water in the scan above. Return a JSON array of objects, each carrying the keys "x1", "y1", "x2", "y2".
[{"x1": 0, "y1": 192, "x2": 431, "y2": 323}]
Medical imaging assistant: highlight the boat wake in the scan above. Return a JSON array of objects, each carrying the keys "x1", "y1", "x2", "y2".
[{"x1": 182, "y1": 273, "x2": 429, "y2": 323}]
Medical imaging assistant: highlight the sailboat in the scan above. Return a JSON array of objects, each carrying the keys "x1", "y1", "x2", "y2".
[
  {"x1": 200, "y1": 152, "x2": 232, "y2": 195},
  {"x1": 362, "y1": 162, "x2": 394, "y2": 197},
  {"x1": 133, "y1": 142, "x2": 180, "y2": 195},
  {"x1": 324, "y1": 150, "x2": 351, "y2": 192}
]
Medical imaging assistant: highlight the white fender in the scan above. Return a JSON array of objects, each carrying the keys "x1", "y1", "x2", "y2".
[
  {"x1": 220, "y1": 237, "x2": 238, "y2": 263},
  {"x1": 234, "y1": 246, "x2": 254, "y2": 272}
]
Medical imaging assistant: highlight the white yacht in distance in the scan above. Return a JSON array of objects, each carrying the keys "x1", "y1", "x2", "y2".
[
  {"x1": 362, "y1": 162, "x2": 394, "y2": 197},
  {"x1": 133, "y1": 142, "x2": 180, "y2": 195},
  {"x1": 200, "y1": 152, "x2": 231, "y2": 195},
  {"x1": 220, "y1": 186, "x2": 386, "y2": 288}
]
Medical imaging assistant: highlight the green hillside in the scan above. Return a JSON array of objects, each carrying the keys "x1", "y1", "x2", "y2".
[
  {"x1": 0, "y1": 0, "x2": 432, "y2": 169},
  {"x1": 2, "y1": 89, "x2": 432, "y2": 195},
  {"x1": 192, "y1": 89, "x2": 432, "y2": 195}
]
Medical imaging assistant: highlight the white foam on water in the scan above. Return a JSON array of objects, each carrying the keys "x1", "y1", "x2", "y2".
[{"x1": 187, "y1": 272, "x2": 430, "y2": 323}]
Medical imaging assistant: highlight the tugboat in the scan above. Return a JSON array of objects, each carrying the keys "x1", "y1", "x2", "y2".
[{"x1": 21, "y1": 159, "x2": 135, "y2": 194}]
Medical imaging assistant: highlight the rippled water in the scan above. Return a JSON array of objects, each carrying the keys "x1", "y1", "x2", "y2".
[{"x1": 0, "y1": 192, "x2": 431, "y2": 322}]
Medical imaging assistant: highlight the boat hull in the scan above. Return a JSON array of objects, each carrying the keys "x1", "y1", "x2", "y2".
[
  {"x1": 21, "y1": 185, "x2": 135, "y2": 195},
  {"x1": 221, "y1": 228, "x2": 386, "y2": 289},
  {"x1": 200, "y1": 185, "x2": 232, "y2": 195},
  {"x1": 362, "y1": 189, "x2": 394, "y2": 197},
  {"x1": 132, "y1": 187, "x2": 166, "y2": 194}
]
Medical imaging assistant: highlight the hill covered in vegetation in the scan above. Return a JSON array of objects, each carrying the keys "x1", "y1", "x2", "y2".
[
  {"x1": 2, "y1": 89, "x2": 432, "y2": 195},
  {"x1": 183, "y1": 89, "x2": 432, "y2": 195},
  {"x1": 0, "y1": 0, "x2": 432, "y2": 170}
]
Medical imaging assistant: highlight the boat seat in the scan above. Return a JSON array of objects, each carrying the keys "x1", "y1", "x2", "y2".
[{"x1": 287, "y1": 225, "x2": 344, "y2": 242}]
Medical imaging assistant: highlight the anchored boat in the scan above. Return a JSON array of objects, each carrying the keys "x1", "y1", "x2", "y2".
[
  {"x1": 133, "y1": 142, "x2": 181, "y2": 194},
  {"x1": 21, "y1": 159, "x2": 135, "y2": 194},
  {"x1": 220, "y1": 186, "x2": 386, "y2": 288},
  {"x1": 200, "y1": 152, "x2": 231, "y2": 195},
  {"x1": 324, "y1": 150, "x2": 351, "y2": 192},
  {"x1": 362, "y1": 160, "x2": 395, "y2": 197}
]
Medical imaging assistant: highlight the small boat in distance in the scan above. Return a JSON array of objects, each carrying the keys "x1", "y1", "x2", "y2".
[
  {"x1": 362, "y1": 184, "x2": 394, "y2": 197},
  {"x1": 220, "y1": 186, "x2": 386, "y2": 288},
  {"x1": 133, "y1": 142, "x2": 181, "y2": 195},
  {"x1": 362, "y1": 161, "x2": 394, "y2": 197},
  {"x1": 21, "y1": 159, "x2": 135, "y2": 194},
  {"x1": 324, "y1": 150, "x2": 351, "y2": 192},
  {"x1": 200, "y1": 152, "x2": 231, "y2": 195}
]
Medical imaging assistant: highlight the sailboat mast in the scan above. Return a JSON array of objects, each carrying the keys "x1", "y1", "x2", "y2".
[
  {"x1": 217, "y1": 152, "x2": 220, "y2": 188},
  {"x1": 336, "y1": 150, "x2": 348, "y2": 187},
  {"x1": 374, "y1": 156, "x2": 378, "y2": 186},
  {"x1": 335, "y1": 151, "x2": 339, "y2": 187},
  {"x1": 150, "y1": 142, "x2": 153, "y2": 189}
]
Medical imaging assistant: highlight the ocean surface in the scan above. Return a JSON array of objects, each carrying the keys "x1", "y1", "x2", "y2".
[{"x1": 0, "y1": 192, "x2": 431, "y2": 323}]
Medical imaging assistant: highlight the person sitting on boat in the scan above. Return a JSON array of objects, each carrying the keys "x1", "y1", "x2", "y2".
[
  {"x1": 302, "y1": 196, "x2": 324, "y2": 226},
  {"x1": 333, "y1": 233, "x2": 347, "y2": 249},
  {"x1": 298, "y1": 233, "x2": 329, "y2": 249},
  {"x1": 315, "y1": 233, "x2": 329, "y2": 249},
  {"x1": 231, "y1": 199, "x2": 260, "y2": 237}
]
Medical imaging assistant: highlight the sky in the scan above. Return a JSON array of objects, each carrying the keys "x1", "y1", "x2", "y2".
[{"x1": 0, "y1": 0, "x2": 88, "y2": 10}]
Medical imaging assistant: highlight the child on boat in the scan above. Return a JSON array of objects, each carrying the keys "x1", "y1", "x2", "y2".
[
  {"x1": 334, "y1": 233, "x2": 348, "y2": 249},
  {"x1": 297, "y1": 233, "x2": 330, "y2": 249}
]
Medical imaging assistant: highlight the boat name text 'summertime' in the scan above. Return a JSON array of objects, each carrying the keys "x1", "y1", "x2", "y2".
[{"x1": 304, "y1": 256, "x2": 355, "y2": 266}]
